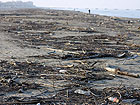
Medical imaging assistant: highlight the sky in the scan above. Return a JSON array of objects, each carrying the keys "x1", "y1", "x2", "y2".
[{"x1": 0, "y1": 0, "x2": 140, "y2": 9}]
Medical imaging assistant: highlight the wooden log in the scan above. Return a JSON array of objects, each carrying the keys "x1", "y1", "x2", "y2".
[
  {"x1": 105, "y1": 66, "x2": 139, "y2": 78},
  {"x1": 117, "y1": 71, "x2": 139, "y2": 78}
]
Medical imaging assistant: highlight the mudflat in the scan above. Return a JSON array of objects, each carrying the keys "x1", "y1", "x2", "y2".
[{"x1": 0, "y1": 9, "x2": 140, "y2": 104}]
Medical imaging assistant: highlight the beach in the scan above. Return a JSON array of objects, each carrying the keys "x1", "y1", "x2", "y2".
[{"x1": 0, "y1": 8, "x2": 140, "y2": 104}]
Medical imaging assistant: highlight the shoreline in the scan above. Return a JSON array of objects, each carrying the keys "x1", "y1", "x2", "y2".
[{"x1": 41, "y1": 7, "x2": 140, "y2": 18}]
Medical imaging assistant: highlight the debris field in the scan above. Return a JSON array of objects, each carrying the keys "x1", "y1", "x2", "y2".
[{"x1": 0, "y1": 9, "x2": 140, "y2": 104}]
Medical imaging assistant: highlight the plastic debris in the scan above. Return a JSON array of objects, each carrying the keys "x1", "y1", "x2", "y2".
[
  {"x1": 117, "y1": 52, "x2": 126, "y2": 58},
  {"x1": 36, "y1": 103, "x2": 41, "y2": 105},
  {"x1": 74, "y1": 89, "x2": 91, "y2": 96},
  {"x1": 108, "y1": 97, "x2": 119, "y2": 103},
  {"x1": 59, "y1": 70, "x2": 67, "y2": 73}
]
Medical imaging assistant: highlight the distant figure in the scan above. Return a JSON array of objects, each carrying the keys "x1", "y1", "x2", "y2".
[{"x1": 88, "y1": 9, "x2": 91, "y2": 14}]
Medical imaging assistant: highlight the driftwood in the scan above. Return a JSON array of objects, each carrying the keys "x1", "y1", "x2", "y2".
[
  {"x1": 62, "y1": 52, "x2": 127, "y2": 60},
  {"x1": 105, "y1": 66, "x2": 139, "y2": 78},
  {"x1": 56, "y1": 64, "x2": 74, "y2": 68}
]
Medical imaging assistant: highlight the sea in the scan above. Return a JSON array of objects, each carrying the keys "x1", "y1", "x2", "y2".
[{"x1": 48, "y1": 7, "x2": 140, "y2": 19}]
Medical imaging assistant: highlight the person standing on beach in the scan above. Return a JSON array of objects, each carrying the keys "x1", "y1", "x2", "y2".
[{"x1": 88, "y1": 9, "x2": 91, "y2": 14}]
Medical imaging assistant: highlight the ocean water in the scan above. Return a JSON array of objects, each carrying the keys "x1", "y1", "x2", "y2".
[
  {"x1": 50, "y1": 7, "x2": 140, "y2": 19},
  {"x1": 78, "y1": 8, "x2": 140, "y2": 18}
]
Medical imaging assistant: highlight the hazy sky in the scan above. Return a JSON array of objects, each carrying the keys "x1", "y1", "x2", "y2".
[{"x1": 0, "y1": 0, "x2": 140, "y2": 9}]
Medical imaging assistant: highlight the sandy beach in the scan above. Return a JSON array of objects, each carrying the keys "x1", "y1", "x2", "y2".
[{"x1": 0, "y1": 8, "x2": 140, "y2": 104}]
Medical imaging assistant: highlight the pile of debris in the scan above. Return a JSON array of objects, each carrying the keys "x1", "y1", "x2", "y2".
[{"x1": 0, "y1": 59, "x2": 139, "y2": 104}]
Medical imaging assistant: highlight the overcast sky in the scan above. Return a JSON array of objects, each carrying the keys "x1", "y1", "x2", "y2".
[{"x1": 0, "y1": 0, "x2": 140, "y2": 9}]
